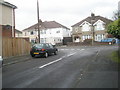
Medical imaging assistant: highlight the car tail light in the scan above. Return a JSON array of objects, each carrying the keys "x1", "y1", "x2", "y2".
[{"x1": 41, "y1": 49, "x2": 45, "y2": 51}]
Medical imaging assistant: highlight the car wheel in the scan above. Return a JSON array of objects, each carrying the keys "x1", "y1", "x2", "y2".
[
  {"x1": 54, "y1": 50, "x2": 58, "y2": 55},
  {"x1": 31, "y1": 54, "x2": 35, "y2": 57},
  {"x1": 45, "y1": 52, "x2": 48, "y2": 58}
]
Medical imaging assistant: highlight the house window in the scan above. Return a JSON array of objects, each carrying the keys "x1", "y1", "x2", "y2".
[
  {"x1": 56, "y1": 30, "x2": 60, "y2": 33},
  {"x1": 25, "y1": 32, "x2": 27, "y2": 36},
  {"x1": 40, "y1": 38, "x2": 44, "y2": 43},
  {"x1": 95, "y1": 34, "x2": 103, "y2": 41},
  {"x1": 82, "y1": 23, "x2": 90, "y2": 31},
  {"x1": 44, "y1": 30, "x2": 46, "y2": 34},
  {"x1": 41, "y1": 30, "x2": 43, "y2": 34},
  {"x1": 82, "y1": 35, "x2": 91, "y2": 41},
  {"x1": 40, "y1": 30, "x2": 46, "y2": 34},
  {"x1": 96, "y1": 22, "x2": 104, "y2": 30},
  {"x1": 30, "y1": 31, "x2": 34, "y2": 35}
]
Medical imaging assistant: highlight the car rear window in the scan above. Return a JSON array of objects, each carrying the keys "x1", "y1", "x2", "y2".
[{"x1": 33, "y1": 44, "x2": 44, "y2": 48}]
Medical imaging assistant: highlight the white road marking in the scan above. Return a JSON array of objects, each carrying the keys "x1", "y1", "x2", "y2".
[
  {"x1": 65, "y1": 49, "x2": 68, "y2": 50},
  {"x1": 59, "y1": 48, "x2": 85, "y2": 51},
  {"x1": 61, "y1": 55, "x2": 66, "y2": 58},
  {"x1": 96, "y1": 51, "x2": 99, "y2": 56},
  {"x1": 39, "y1": 58, "x2": 62, "y2": 69},
  {"x1": 67, "y1": 52, "x2": 76, "y2": 57},
  {"x1": 81, "y1": 49, "x2": 85, "y2": 51},
  {"x1": 39, "y1": 52, "x2": 76, "y2": 69}
]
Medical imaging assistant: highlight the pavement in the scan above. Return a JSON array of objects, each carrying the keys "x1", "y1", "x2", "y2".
[{"x1": 3, "y1": 54, "x2": 32, "y2": 66}]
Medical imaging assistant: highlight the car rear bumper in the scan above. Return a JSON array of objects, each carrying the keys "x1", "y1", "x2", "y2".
[{"x1": 31, "y1": 51, "x2": 46, "y2": 56}]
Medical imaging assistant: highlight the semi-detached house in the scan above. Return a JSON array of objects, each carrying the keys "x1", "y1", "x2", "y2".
[
  {"x1": 0, "y1": 0, "x2": 17, "y2": 37},
  {"x1": 22, "y1": 20, "x2": 71, "y2": 45},
  {"x1": 71, "y1": 13, "x2": 113, "y2": 42}
]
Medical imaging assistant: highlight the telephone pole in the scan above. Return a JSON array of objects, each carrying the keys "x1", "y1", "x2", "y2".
[
  {"x1": 91, "y1": 13, "x2": 95, "y2": 46},
  {"x1": 37, "y1": 0, "x2": 40, "y2": 43}
]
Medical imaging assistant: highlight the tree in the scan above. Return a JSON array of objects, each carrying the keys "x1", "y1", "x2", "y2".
[
  {"x1": 107, "y1": 18, "x2": 120, "y2": 39},
  {"x1": 107, "y1": 17, "x2": 120, "y2": 57}
]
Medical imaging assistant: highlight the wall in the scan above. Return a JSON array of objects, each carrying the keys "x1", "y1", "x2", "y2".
[
  {"x1": 2, "y1": 25, "x2": 12, "y2": 37},
  {"x1": 0, "y1": 2, "x2": 3, "y2": 89},
  {"x1": 3, "y1": 37, "x2": 31, "y2": 58},
  {"x1": 15, "y1": 33, "x2": 22, "y2": 37},
  {"x1": 0, "y1": 1, "x2": 2, "y2": 58},
  {"x1": 1, "y1": 4, "x2": 13, "y2": 26},
  {"x1": 0, "y1": 1, "x2": 14, "y2": 37},
  {"x1": 62, "y1": 28, "x2": 71, "y2": 37},
  {"x1": 0, "y1": 25, "x2": 2, "y2": 58}
]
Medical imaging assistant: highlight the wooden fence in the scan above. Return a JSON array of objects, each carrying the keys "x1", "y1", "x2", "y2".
[{"x1": 2, "y1": 37, "x2": 31, "y2": 59}]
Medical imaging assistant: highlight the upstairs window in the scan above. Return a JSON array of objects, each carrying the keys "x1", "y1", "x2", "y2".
[
  {"x1": 30, "y1": 31, "x2": 34, "y2": 35},
  {"x1": 82, "y1": 23, "x2": 90, "y2": 31},
  {"x1": 96, "y1": 23, "x2": 104, "y2": 30},
  {"x1": 56, "y1": 30, "x2": 60, "y2": 33},
  {"x1": 95, "y1": 20, "x2": 105, "y2": 31},
  {"x1": 41, "y1": 30, "x2": 46, "y2": 34}
]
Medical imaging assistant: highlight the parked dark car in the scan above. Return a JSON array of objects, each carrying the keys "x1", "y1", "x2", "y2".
[
  {"x1": 30, "y1": 43, "x2": 58, "y2": 58},
  {"x1": 100, "y1": 38, "x2": 116, "y2": 44}
]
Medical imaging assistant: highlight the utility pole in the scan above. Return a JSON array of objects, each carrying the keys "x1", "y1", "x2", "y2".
[
  {"x1": 91, "y1": 13, "x2": 95, "y2": 46},
  {"x1": 13, "y1": 8, "x2": 15, "y2": 37},
  {"x1": 37, "y1": 0, "x2": 40, "y2": 43}
]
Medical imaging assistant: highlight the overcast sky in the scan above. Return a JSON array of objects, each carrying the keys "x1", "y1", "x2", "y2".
[{"x1": 5, "y1": 0, "x2": 119, "y2": 31}]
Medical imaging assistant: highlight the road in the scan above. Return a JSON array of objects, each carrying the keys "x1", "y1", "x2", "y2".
[{"x1": 2, "y1": 46, "x2": 119, "y2": 88}]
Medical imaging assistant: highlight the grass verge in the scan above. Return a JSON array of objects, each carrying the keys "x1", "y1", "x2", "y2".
[{"x1": 111, "y1": 50, "x2": 120, "y2": 63}]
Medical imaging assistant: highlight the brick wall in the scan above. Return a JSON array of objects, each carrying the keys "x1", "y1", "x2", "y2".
[
  {"x1": 67, "y1": 41, "x2": 110, "y2": 46},
  {"x1": 2, "y1": 25, "x2": 12, "y2": 37}
]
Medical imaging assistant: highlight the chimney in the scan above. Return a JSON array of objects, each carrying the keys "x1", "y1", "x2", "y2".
[{"x1": 91, "y1": 13, "x2": 95, "y2": 17}]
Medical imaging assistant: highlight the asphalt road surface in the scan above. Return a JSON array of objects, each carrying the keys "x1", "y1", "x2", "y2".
[{"x1": 2, "y1": 45, "x2": 119, "y2": 88}]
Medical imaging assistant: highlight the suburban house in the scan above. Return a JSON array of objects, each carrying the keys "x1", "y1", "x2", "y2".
[
  {"x1": 15, "y1": 29, "x2": 22, "y2": 37},
  {"x1": 0, "y1": 0, "x2": 17, "y2": 37},
  {"x1": 71, "y1": 13, "x2": 112, "y2": 42},
  {"x1": 22, "y1": 20, "x2": 71, "y2": 45}
]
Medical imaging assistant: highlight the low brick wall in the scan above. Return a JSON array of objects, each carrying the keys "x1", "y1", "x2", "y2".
[
  {"x1": 56, "y1": 43, "x2": 63, "y2": 46},
  {"x1": 67, "y1": 42, "x2": 91, "y2": 46},
  {"x1": 67, "y1": 42, "x2": 110, "y2": 46}
]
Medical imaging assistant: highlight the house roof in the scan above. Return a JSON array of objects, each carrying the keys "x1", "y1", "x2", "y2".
[
  {"x1": 23, "y1": 19, "x2": 43, "y2": 31},
  {"x1": 71, "y1": 15, "x2": 113, "y2": 27},
  {"x1": 0, "y1": 0, "x2": 17, "y2": 9},
  {"x1": 15, "y1": 29, "x2": 22, "y2": 34},
  {"x1": 23, "y1": 20, "x2": 70, "y2": 31},
  {"x1": 43, "y1": 21, "x2": 70, "y2": 29}
]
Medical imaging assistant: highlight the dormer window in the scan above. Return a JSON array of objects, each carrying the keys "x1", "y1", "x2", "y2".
[
  {"x1": 94, "y1": 20, "x2": 105, "y2": 30},
  {"x1": 81, "y1": 21, "x2": 90, "y2": 31}
]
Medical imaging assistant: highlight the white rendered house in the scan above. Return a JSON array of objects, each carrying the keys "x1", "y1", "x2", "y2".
[{"x1": 22, "y1": 21, "x2": 71, "y2": 45}]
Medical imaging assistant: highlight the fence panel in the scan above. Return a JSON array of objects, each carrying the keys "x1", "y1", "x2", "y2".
[{"x1": 2, "y1": 37, "x2": 31, "y2": 58}]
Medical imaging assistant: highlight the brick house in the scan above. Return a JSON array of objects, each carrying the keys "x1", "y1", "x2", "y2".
[
  {"x1": 0, "y1": 0, "x2": 17, "y2": 37},
  {"x1": 71, "y1": 13, "x2": 112, "y2": 42}
]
